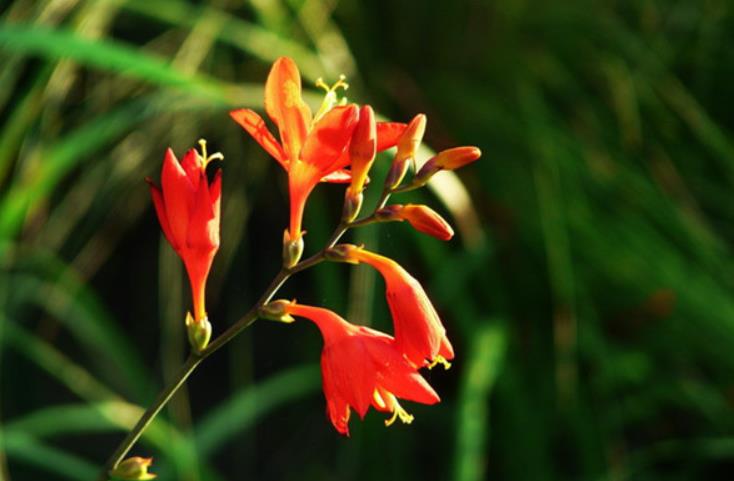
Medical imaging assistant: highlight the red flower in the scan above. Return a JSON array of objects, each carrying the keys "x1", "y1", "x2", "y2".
[
  {"x1": 335, "y1": 245, "x2": 454, "y2": 369},
  {"x1": 284, "y1": 303, "x2": 440, "y2": 436},
  {"x1": 147, "y1": 143, "x2": 221, "y2": 323},
  {"x1": 230, "y1": 57, "x2": 406, "y2": 241}
]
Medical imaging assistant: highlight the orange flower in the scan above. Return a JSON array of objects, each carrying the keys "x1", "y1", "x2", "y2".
[
  {"x1": 331, "y1": 245, "x2": 454, "y2": 368},
  {"x1": 147, "y1": 142, "x2": 221, "y2": 324},
  {"x1": 230, "y1": 57, "x2": 407, "y2": 241},
  {"x1": 284, "y1": 302, "x2": 440, "y2": 435}
]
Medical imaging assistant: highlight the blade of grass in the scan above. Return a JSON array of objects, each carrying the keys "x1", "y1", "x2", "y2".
[
  {"x1": 3, "y1": 432, "x2": 96, "y2": 481},
  {"x1": 453, "y1": 322, "x2": 507, "y2": 481}
]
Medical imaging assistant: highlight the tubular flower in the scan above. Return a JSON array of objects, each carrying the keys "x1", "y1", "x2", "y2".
[
  {"x1": 283, "y1": 302, "x2": 440, "y2": 435},
  {"x1": 230, "y1": 56, "x2": 407, "y2": 242},
  {"x1": 147, "y1": 141, "x2": 222, "y2": 325},
  {"x1": 330, "y1": 245, "x2": 454, "y2": 369},
  {"x1": 377, "y1": 204, "x2": 454, "y2": 241}
]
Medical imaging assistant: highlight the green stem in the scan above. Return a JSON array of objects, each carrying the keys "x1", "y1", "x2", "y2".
[
  {"x1": 99, "y1": 354, "x2": 202, "y2": 480},
  {"x1": 97, "y1": 221, "x2": 355, "y2": 480}
]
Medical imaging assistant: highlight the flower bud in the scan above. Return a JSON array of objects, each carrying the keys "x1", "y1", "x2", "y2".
[
  {"x1": 385, "y1": 114, "x2": 426, "y2": 190},
  {"x1": 186, "y1": 312, "x2": 211, "y2": 353},
  {"x1": 259, "y1": 299, "x2": 296, "y2": 323},
  {"x1": 347, "y1": 106, "x2": 377, "y2": 196},
  {"x1": 414, "y1": 146, "x2": 481, "y2": 185},
  {"x1": 109, "y1": 457, "x2": 156, "y2": 480},
  {"x1": 342, "y1": 190, "x2": 364, "y2": 223},
  {"x1": 283, "y1": 230, "x2": 304, "y2": 268},
  {"x1": 396, "y1": 114, "x2": 426, "y2": 163},
  {"x1": 382, "y1": 204, "x2": 454, "y2": 241}
]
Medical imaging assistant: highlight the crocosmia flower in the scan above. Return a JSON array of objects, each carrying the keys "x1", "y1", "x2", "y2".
[
  {"x1": 147, "y1": 141, "x2": 221, "y2": 324},
  {"x1": 284, "y1": 302, "x2": 440, "y2": 435},
  {"x1": 230, "y1": 56, "x2": 407, "y2": 242},
  {"x1": 333, "y1": 245, "x2": 454, "y2": 369}
]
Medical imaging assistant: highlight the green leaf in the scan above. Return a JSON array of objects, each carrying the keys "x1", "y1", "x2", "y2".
[
  {"x1": 2, "y1": 431, "x2": 97, "y2": 481},
  {"x1": 453, "y1": 322, "x2": 507, "y2": 481}
]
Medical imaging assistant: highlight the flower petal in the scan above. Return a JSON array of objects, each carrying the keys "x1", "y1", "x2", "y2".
[
  {"x1": 147, "y1": 179, "x2": 178, "y2": 250},
  {"x1": 380, "y1": 369, "x2": 440, "y2": 406},
  {"x1": 179, "y1": 148, "x2": 202, "y2": 189},
  {"x1": 325, "y1": 393, "x2": 351, "y2": 436},
  {"x1": 264, "y1": 57, "x2": 312, "y2": 161},
  {"x1": 161, "y1": 148, "x2": 195, "y2": 246},
  {"x1": 300, "y1": 104, "x2": 359, "y2": 175},
  {"x1": 229, "y1": 108, "x2": 287, "y2": 169},
  {"x1": 187, "y1": 173, "x2": 219, "y2": 251},
  {"x1": 376, "y1": 122, "x2": 408, "y2": 151}
]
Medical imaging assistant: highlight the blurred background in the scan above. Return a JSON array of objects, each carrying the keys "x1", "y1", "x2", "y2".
[{"x1": 2, "y1": 0, "x2": 734, "y2": 480}]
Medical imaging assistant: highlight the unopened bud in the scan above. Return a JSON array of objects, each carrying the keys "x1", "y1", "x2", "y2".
[
  {"x1": 414, "y1": 146, "x2": 482, "y2": 185},
  {"x1": 347, "y1": 106, "x2": 377, "y2": 195},
  {"x1": 342, "y1": 189, "x2": 364, "y2": 223},
  {"x1": 384, "y1": 158, "x2": 411, "y2": 191},
  {"x1": 109, "y1": 457, "x2": 156, "y2": 480},
  {"x1": 259, "y1": 299, "x2": 295, "y2": 323},
  {"x1": 394, "y1": 204, "x2": 454, "y2": 241},
  {"x1": 186, "y1": 312, "x2": 211, "y2": 353},
  {"x1": 325, "y1": 244, "x2": 361, "y2": 264},
  {"x1": 282, "y1": 230, "x2": 304, "y2": 268},
  {"x1": 385, "y1": 114, "x2": 426, "y2": 190},
  {"x1": 395, "y1": 114, "x2": 427, "y2": 162}
]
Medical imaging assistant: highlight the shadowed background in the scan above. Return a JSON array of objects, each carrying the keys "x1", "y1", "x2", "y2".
[{"x1": 2, "y1": 0, "x2": 734, "y2": 480}]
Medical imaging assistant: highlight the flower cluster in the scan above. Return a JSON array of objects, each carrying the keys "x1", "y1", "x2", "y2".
[{"x1": 148, "y1": 56, "x2": 480, "y2": 436}]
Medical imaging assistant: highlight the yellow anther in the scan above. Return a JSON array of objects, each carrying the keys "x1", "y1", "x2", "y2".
[
  {"x1": 427, "y1": 355, "x2": 452, "y2": 370},
  {"x1": 197, "y1": 139, "x2": 224, "y2": 170},
  {"x1": 384, "y1": 399, "x2": 414, "y2": 427},
  {"x1": 313, "y1": 74, "x2": 350, "y2": 124},
  {"x1": 316, "y1": 74, "x2": 349, "y2": 94}
]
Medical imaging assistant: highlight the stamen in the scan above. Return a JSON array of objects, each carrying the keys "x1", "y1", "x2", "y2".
[
  {"x1": 373, "y1": 389, "x2": 388, "y2": 410},
  {"x1": 313, "y1": 74, "x2": 350, "y2": 124},
  {"x1": 197, "y1": 138, "x2": 224, "y2": 170},
  {"x1": 384, "y1": 398, "x2": 414, "y2": 427},
  {"x1": 427, "y1": 355, "x2": 452, "y2": 370}
]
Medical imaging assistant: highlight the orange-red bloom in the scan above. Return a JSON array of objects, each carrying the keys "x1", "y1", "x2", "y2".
[
  {"x1": 230, "y1": 57, "x2": 406, "y2": 241},
  {"x1": 334, "y1": 245, "x2": 454, "y2": 368},
  {"x1": 284, "y1": 302, "x2": 439, "y2": 435},
  {"x1": 147, "y1": 144, "x2": 221, "y2": 323}
]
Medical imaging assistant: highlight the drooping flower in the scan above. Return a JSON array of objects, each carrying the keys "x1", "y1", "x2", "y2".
[
  {"x1": 376, "y1": 204, "x2": 454, "y2": 241},
  {"x1": 147, "y1": 141, "x2": 221, "y2": 329},
  {"x1": 282, "y1": 302, "x2": 440, "y2": 435},
  {"x1": 230, "y1": 56, "x2": 407, "y2": 244},
  {"x1": 329, "y1": 244, "x2": 454, "y2": 369}
]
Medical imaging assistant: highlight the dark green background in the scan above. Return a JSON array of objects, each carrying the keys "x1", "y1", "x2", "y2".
[{"x1": 2, "y1": 0, "x2": 734, "y2": 480}]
